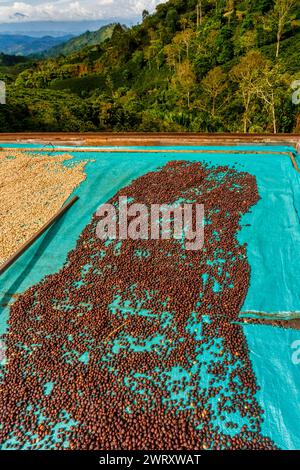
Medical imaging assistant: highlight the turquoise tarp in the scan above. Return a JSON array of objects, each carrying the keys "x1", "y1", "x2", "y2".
[{"x1": 1, "y1": 143, "x2": 300, "y2": 449}]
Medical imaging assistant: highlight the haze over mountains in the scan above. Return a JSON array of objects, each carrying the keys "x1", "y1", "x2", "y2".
[
  {"x1": 0, "y1": 1, "x2": 160, "y2": 54},
  {"x1": 0, "y1": 19, "x2": 135, "y2": 37},
  {"x1": 0, "y1": 34, "x2": 72, "y2": 56},
  {"x1": 0, "y1": 24, "x2": 116, "y2": 56}
]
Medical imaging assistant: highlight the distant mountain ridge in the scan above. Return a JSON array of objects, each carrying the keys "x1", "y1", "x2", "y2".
[
  {"x1": 0, "y1": 34, "x2": 72, "y2": 56},
  {"x1": 0, "y1": 19, "x2": 136, "y2": 37},
  {"x1": 43, "y1": 24, "x2": 117, "y2": 58}
]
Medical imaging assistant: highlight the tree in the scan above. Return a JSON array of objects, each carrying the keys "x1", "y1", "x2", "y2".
[
  {"x1": 171, "y1": 60, "x2": 196, "y2": 108},
  {"x1": 230, "y1": 51, "x2": 267, "y2": 133},
  {"x1": 274, "y1": 0, "x2": 297, "y2": 58},
  {"x1": 163, "y1": 43, "x2": 178, "y2": 70},
  {"x1": 202, "y1": 66, "x2": 227, "y2": 117},
  {"x1": 224, "y1": 0, "x2": 236, "y2": 26},
  {"x1": 173, "y1": 29, "x2": 194, "y2": 60},
  {"x1": 142, "y1": 10, "x2": 149, "y2": 21},
  {"x1": 166, "y1": 8, "x2": 179, "y2": 32},
  {"x1": 196, "y1": 1, "x2": 204, "y2": 28},
  {"x1": 179, "y1": 17, "x2": 193, "y2": 30},
  {"x1": 255, "y1": 63, "x2": 289, "y2": 133}
]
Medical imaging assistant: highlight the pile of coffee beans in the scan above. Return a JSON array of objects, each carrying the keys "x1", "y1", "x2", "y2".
[
  {"x1": 0, "y1": 161, "x2": 277, "y2": 450},
  {"x1": 0, "y1": 149, "x2": 86, "y2": 265}
]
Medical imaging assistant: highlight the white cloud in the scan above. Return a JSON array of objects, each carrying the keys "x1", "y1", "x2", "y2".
[{"x1": 0, "y1": 0, "x2": 163, "y2": 22}]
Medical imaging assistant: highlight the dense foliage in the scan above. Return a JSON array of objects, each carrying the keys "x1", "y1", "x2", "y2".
[{"x1": 0, "y1": 0, "x2": 300, "y2": 133}]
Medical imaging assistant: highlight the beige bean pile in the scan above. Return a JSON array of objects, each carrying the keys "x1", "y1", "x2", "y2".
[{"x1": 0, "y1": 149, "x2": 87, "y2": 265}]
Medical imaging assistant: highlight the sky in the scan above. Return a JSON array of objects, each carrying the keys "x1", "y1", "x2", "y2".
[{"x1": 0, "y1": 0, "x2": 164, "y2": 23}]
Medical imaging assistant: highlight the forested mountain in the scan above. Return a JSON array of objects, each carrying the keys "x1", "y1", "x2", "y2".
[
  {"x1": 0, "y1": 0, "x2": 300, "y2": 133},
  {"x1": 43, "y1": 24, "x2": 117, "y2": 58},
  {"x1": 0, "y1": 34, "x2": 72, "y2": 56}
]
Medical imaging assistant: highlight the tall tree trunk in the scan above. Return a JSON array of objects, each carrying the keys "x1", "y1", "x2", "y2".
[
  {"x1": 196, "y1": 2, "x2": 202, "y2": 27},
  {"x1": 271, "y1": 93, "x2": 277, "y2": 134},
  {"x1": 199, "y1": 1, "x2": 202, "y2": 26},
  {"x1": 243, "y1": 115, "x2": 247, "y2": 133},
  {"x1": 243, "y1": 95, "x2": 250, "y2": 133},
  {"x1": 276, "y1": 29, "x2": 281, "y2": 58}
]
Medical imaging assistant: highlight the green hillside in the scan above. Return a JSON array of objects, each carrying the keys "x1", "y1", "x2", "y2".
[
  {"x1": 43, "y1": 24, "x2": 117, "y2": 58},
  {"x1": 0, "y1": 1, "x2": 300, "y2": 133}
]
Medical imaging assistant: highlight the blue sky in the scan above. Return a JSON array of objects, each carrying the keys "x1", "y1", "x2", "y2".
[{"x1": 0, "y1": 0, "x2": 164, "y2": 23}]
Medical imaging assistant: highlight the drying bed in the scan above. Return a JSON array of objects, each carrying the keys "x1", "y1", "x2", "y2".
[{"x1": 0, "y1": 143, "x2": 300, "y2": 450}]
